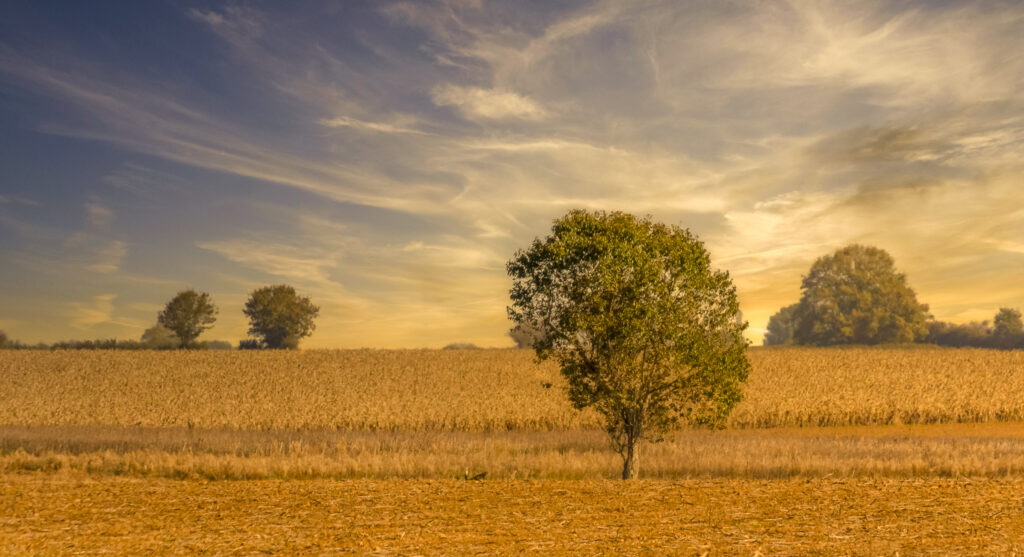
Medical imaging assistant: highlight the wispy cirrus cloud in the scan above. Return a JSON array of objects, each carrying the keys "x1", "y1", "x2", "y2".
[
  {"x1": 431, "y1": 85, "x2": 547, "y2": 120},
  {"x1": 0, "y1": 48, "x2": 459, "y2": 215},
  {"x1": 3, "y1": 0, "x2": 1024, "y2": 346},
  {"x1": 197, "y1": 239, "x2": 341, "y2": 286},
  {"x1": 0, "y1": 194, "x2": 38, "y2": 206},
  {"x1": 318, "y1": 115, "x2": 432, "y2": 135},
  {"x1": 68, "y1": 294, "x2": 117, "y2": 328}
]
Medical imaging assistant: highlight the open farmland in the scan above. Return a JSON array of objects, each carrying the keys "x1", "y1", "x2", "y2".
[
  {"x1": 4, "y1": 475, "x2": 1023, "y2": 554},
  {"x1": 6, "y1": 347, "x2": 1024, "y2": 480},
  {"x1": 5, "y1": 347, "x2": 1024, "y2": 430},
  {"x1": 5, "y1": 347, "x2": 1024, "y2": 553},
  {"x1": 6, "y1": 422, "x2": 1024, "y2": 480}
]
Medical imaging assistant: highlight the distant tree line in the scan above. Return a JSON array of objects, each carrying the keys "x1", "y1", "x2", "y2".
[
  {"x1": 925, "y1": 308, "x2": 1024, "y2": 349},
  {"x1": 0, "y1": 283, "x2": 318, "y2": 351},
  {"x1": 763, "y1": 245, "x2": 1024, "y2": 350},
  {"x1": 0, "y1": 335, "x2": 234, "y2": 351}
]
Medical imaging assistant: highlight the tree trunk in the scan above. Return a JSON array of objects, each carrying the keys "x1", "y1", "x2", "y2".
[{"x1": 621, "y1": 436, "x2": 640, "y2": 480}]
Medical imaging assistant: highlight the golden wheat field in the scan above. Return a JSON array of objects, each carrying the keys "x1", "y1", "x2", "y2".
[
  {"x1": 4, "y1": 347, "x2": 1024, "y2": 430},
  {"x1": 5, "y1": 347, "x2": 1024, "y2": 553},
  {"x1": 6, "y1": 347, "x2": 1024, "y2": 480}
]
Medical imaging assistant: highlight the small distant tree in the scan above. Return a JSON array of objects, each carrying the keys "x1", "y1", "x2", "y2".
[
  {"x1": 243, "y1": 285, "x2": 319, "y2": 349},
  {"x1": 794, "y1": 245, "x2": 929, "y2": 345},
  {"x1": 508, "y1": 210, "x2": 750, "y2": 480},
  {"x1": 508, "y1": 321, "x2": 547, "y2": 349},
  {"x1": 993, "y1": 308, "x2": 1024, "y2": 349},
  {"x1": 157, "y1": 289, "x2": 218, "y2": 348},
  {"x1": 201, "y1": 340, "x2": 234, "y2": 351},
  {"x1": 763, "y1": 303, "x2": 799, "y2": 346},
  {"x1": 926, "y1": 320, "x2": 992, "y2": 348},
  {"x1": 238, "y1": 339, "x2": 262, "y2": 350},
  {"x1": 140, "y1": 324, "x2": 180, "y2": 350},
  {"x1": 443, "y1": 342, "x2": 480, "y2": 350},
  {"x1": 0, "y1": 330, "x2": 7, "y2": 349},
  {"x1": 993, "y1": 308, "x2": 1023, "y2": 336}
]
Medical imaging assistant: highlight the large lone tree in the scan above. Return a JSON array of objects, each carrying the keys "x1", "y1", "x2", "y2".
[
  {"x1": 157, "y1": 289, "x2": 218, "y2": 348},
  {"x1": 508, "y1": 210, "x2": 750, "y2": 480},
  {"x1": 243, "y1": 284, "x2": 319, "y2": 349},
  {"x1": 793, "y1": 245, "x2": 929, "y2": 345}
]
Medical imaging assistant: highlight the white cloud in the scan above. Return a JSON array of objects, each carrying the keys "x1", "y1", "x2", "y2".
[
  {"x1": 0, "y1": 194, "x2": 39, "y2": 206},
  {"x1": 318, "y1": 115, "x2": 431, "y2": 135},
  {"x1": 197, "y1": 239, "x2": 340, "y2": 285},
  {"x1": 187, "y1": 6, "x2": 263, "y2": 44},
  {"x1": 431, "y1": 84, "x2": 547, "y2": 120},
  {"x1": 87, "y1": 240, "x2": 128, "y2": 274},
  {"x1": 0, "y1": 52, "x2": 457, "y2": 215},
  {"x1": 85, "y1": 201, "x2": 113, "y2": 229},
  {"x1": 69, "y1": 294, "x2": 117, "y2": 328},
  {"x1": 401, "y1": 239, "x2": 504, "y2": 270},
  {"x1": 187, "y1": 9, "x2": 224, "y2": 27}
]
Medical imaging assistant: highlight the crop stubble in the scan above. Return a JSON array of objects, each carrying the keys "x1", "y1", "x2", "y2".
[{"x1": 2, "y1": 475, "x2": 1022, "y2": 554}]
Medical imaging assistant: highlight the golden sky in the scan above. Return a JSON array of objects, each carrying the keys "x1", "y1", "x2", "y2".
[{"x1": 1, "y1": 1, "x2": 1023, "y2": 347}]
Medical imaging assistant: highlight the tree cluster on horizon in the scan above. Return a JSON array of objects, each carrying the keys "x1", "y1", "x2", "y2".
[
  {"x1": 925, "y1": 308, "x2": 1024, "y2": 350},
  {"x1": 763, "y1": 245, "x2": 1023, "y2": 349},
  {"x1": 0, "y1": 284, "x2": 319, "y2": 351}
]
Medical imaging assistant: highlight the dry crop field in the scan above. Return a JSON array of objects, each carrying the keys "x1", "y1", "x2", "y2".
[
  {"x1": 4, "y1": 347, "x2": 1024, "y2": 553},
  {"x1": 5, "y1": 347, "x2": 1024, "y2": 430}
]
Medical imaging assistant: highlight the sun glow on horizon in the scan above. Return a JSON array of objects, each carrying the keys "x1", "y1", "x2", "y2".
[{"x1": 1, "y1": 1, "x2": 1023, "y2": 348}]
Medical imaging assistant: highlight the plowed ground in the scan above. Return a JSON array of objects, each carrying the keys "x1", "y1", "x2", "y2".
[{"x1": 3, "y1": 475, "x2": 1023, "y2": 555}]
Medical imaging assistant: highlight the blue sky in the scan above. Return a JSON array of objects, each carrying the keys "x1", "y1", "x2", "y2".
[{"x1": 2, "y1": 0, "x2": 1024, "y2": 347}]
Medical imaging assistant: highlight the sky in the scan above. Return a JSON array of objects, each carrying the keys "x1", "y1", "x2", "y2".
[{"x1": 1, "y1": 0, "x2": 1023, "y2": 348}]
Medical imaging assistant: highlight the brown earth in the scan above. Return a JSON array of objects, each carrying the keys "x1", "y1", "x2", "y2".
[{"x1": 3, "y1": 474, "x2": 1023, "y2": 555}]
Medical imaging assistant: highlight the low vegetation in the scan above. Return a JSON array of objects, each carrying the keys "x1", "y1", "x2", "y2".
[{"x1": 4, "y1": 422, "x2": 1024, "y2": 480}]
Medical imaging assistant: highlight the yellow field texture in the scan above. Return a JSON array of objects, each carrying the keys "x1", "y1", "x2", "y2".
[
  {"x1": 6, "y1": 423, "x2": 1024, "y2": 480},
  {"x1": 3, "y1": 347, "x2": 1024, "y2": 430},
  {"x1": 3, "y1": 475, "x2": 1023, "y2": 554}
]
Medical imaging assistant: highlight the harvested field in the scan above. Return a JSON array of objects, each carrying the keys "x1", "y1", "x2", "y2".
[
  {"x1": 3, "y1": 347, "x2": 1024, "y2": 430},
  {"x1": 3, "y1": 475, "x2": 1022, "y2": 554}
]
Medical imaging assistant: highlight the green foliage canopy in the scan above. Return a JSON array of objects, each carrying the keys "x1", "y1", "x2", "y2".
[
  {"x1": 243, "y1": 285, "x2": 319, "y2": 349},
  {"x1": 140, "y1": 324, "x2": 180, "y2": 350},
  {"x1": 793, "y1": 245, "x2": 929, "y2": 345},
  {"x1": 157, "y1": 289, "x2": 218, "y2": 348},
  {"x1": 507, "y1": 322, "x2": 545, "y2": 349},
  {"x1": 994, "y1": 308, "x2": 1023, "y2": 337},
  {"x1": 991, "y1": 307, "x2": 1024, "y2": 349},
  {"x1": 508, "y1": 210, "x2": 750, "y2": 479},
  {"x1": 763, "y1": 303, "x2": 799, "y2": 346}
]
